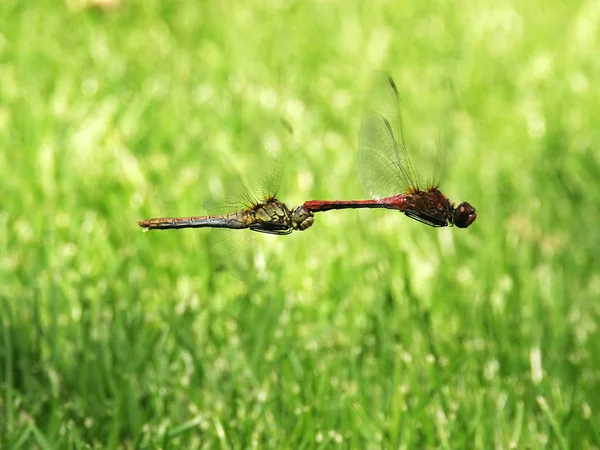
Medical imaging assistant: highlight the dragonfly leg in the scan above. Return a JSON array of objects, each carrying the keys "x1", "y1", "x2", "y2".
[{"x1": 249, "y1": 224, "x2": 293, "y2": 235}]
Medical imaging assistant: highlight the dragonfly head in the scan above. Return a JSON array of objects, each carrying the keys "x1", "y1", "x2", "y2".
[
  {"x1": 452, "y1": 202, "x2": 477, "y2": 228},
  {"x1": 291, "y1": 206, "x2": 315, "y2": 231}
]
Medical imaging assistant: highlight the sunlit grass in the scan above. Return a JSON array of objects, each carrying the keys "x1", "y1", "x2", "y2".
[{"x1": 1, "y1": 0, "x2": 599, "y2": 448}]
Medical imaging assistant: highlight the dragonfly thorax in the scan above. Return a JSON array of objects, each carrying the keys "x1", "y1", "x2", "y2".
[
  {"x1": 247, "y1": 198, "x2": 315, "y2": 235},
  {"x1": 400, "y1": 189, "x2": 454, "y2": 228}
]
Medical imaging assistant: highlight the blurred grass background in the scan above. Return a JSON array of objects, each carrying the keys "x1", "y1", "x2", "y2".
[{"x1": 1, "y1": 0, "x2": 599, "y2": 448}]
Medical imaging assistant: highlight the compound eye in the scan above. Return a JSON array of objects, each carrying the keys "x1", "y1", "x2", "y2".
[{"x1": 454, "y1": 202, "x2": 477, "y2": 228}]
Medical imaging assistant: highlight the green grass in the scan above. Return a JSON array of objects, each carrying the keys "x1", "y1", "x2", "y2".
[{"x1": 1, "y1": 0, "x2": 600, "y2": 448}]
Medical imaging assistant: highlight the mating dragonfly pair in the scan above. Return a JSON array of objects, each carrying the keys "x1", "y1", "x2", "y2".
[{"x1": 138, "y1": 72, "x2": 477, "y2": 234}]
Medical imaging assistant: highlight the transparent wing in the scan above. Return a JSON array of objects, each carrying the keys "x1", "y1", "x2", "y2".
[
  {"x1": 358, "y1": 71, "x2": 420, "y2": 199},
  {"x1": 365, "y1": 70, "x2": 406, "y2": 147},
  {"x1": 244, "y1": 126, "x2": 287, "y2": 204},
  {"x1": 419, "y1": 138, "x2": 446, "y2": 191},
  {"x1": 204, "y1": 115, "x2": 295, "y2": 279},
  {"x1": 204, "y1": 117, "x2": 292, "y2": 213}
]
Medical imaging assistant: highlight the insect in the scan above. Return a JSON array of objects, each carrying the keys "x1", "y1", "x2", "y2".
[
  {"x1": 299, "y1": 71, "x2": 476, "y2": 229},
  {"x1": 138, "y1": 196, "x2": 313, "y2": 234}
]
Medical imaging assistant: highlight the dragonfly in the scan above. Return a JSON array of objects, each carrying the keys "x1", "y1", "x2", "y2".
[
  {"x1": 137, "y1": 196, "x2": 314, "y2": 234},
  {"x1": 137, "y1": 121, "x2": 315, "y2": 235},
  {"x1": 297, "y1": 71, "x2": 477, "y2": 229}
]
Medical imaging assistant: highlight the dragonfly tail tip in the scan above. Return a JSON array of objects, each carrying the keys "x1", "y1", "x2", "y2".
[{"x1": 137, "y1": 221, "x2": 150, "y2": 232}]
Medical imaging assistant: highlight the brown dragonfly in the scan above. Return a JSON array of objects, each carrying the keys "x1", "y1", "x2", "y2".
[
  {"x1": 137, "y1": 196, "x2": 313, "y2": 234},
  {"x1": 138, "y1": 119, "x2": 314, "y2": 235}
]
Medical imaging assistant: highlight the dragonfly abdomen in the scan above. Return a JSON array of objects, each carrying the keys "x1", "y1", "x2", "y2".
[
  {"x1": 137, "y1": 212, "x2": 247, "y2": 231},
  {"x1": 303, "y1": 199, "x2": 379, "y2": 212},
  {"x1": 302, "y1": 195, "x2": 412, "y2": 213}
]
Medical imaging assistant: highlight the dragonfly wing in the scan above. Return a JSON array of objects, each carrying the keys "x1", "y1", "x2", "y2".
[
  {"x1": 249, "y1": 224, "x2": 293, "y2": 235},
  {"x1": 365, "y1": 71, "x2": 406, "y2": 146},
  {"x1": 204, "y1": 114, "x2": 295, "y2": 280},
  {"x1": 247, "y1": 127, "x2": 286, "y2": 203},
  {"x1": 358, "y1": 71, "x2": 420, "y2": 199},
  {"x1": 358, "y1": 111, "x2": 416, "y2": 199}
]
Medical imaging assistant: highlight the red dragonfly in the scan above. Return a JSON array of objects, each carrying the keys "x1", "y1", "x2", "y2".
[{"x1": 299, "y1": 71, "x2": 476, "y2": 228}]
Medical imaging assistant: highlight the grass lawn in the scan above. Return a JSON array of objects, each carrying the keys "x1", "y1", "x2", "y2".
[{"x1": 1, "y1": 0, "x2": 599, "y2": 448}]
